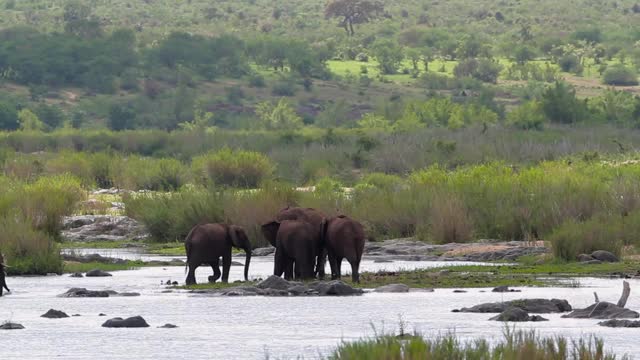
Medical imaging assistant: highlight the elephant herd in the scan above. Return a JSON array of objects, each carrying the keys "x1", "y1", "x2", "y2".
[{"x1": 184, "y1": 207, "x2": 366, "y2": 285}]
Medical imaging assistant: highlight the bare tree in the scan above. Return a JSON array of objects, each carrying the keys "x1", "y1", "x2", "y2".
[{"x1": 324, "y1": 0, "x2": 384, "y2": 36}]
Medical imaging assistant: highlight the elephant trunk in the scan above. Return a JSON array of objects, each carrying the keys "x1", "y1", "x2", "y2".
[{"x1": 243, "y1": 247, "x2": 251, "y2": 281}]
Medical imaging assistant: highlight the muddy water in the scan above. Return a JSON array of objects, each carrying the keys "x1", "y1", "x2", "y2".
[{"x1": 1, "y1": 253, "x2": 638, "y2": 359}]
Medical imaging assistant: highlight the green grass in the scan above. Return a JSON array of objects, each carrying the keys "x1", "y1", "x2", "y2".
[
  {"x1": 62, "y1": 260, "x2": 147, "y2": 273},
  {"x1": 330, "y1": 328, "x2": 626, "y2": 360},
  {"x1": 147, "y1": 243, "x2": 185, "y2": 255}
]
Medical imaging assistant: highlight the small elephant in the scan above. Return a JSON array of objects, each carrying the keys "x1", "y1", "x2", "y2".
[
  {"x1": 323, "y1": 215, "x2": 366, "y2": 283},
  {"x1": 261, "y1": 220, "x2": 324, "y2": 280},
  {"x1": 273, "y1": 206, "x2": 328, "y2": 278},
  {"x1": 185, "y1": 223, "x2": 252, "y2": 285}
]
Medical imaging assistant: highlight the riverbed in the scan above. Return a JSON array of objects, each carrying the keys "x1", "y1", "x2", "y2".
[{"x1": 1, "y1": 252, "x2": 638, "y2": 359}]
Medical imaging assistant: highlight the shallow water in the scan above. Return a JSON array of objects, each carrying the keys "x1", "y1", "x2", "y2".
[{"x1": 1, "y1": 254, "x2": 639, "y2": 359}]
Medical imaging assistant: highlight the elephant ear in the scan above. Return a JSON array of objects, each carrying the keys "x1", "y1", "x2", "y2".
[
  {"x1": 260, "y1": 221, "x2": 280, "y2": 247},
  {"x1": 228, "y1": 225, "x2": 240, "y2": 248}
]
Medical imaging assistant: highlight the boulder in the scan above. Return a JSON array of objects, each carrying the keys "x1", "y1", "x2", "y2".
[
  {"x1": 457, "y1": 299, "x2": 571, "y2": 313},
  {"x1": 69, "y1": 272, "x2": 83, "y2": 278},
  {"x1": 231, "y1": 261, "x2": 244, "y2": 266},
  {"x1": 311, "y1": 280, "x2": 363, "y2": 296},
  {"x1": 252, "y1": 247, "x2": 275, "y2": 257},
  {"x1": 58, "y1": 288, "x2": 110, "y2": 298},
  {"x1": 577, "y1": 254, "x2": 594, "y2": 262},
  {"x1": 599, "y1": 319, "x2": 640, "y2": 328},
  {"x1": 453, "y1": 290, "x2": 467, "y2": 293},
  {"x1": 287, "y1": 285, "x2": 309, "y2": 296},
  {"x1": 0, "y1": 322, "x2": 24, "y2": 330},
  {"x1": 591, "y1": 250, "x2": 619, "y2": 263},
  {"x1": 61, "y1": 215, "x2": 149, "y2": 242},
  {"x1": 562, "y1": 302, "x2": 639, "y2": 319},
  {"x1": 158, "y1": 324, "x2": 178, "y2": 329},
  {"x1": 99, "y1": 313, "x2": 107, "y2": 316},
  {"x1": 256, "y1": 275, "x2": 292, "y2": 291},
  {"x1": 115, "y1": 292, "x2": 141, "y2": 297},
  {"x1": 63, "y1": 253, "x2": 128, "y2": 265},
  {"x1": 374, "y1": 284, "x2": 410, "y2": 293},
  {"x1": 217, "y1": 286, "x2": 262, "y2": 297},
  {"x1": 489, "y1": 307, "x2": 548, "y2": 322},
  {"x1": 492, "y1": 286, "x2": 521, "y2": 293},
  {"x1": 41, "y1": 309, "x2": 70, "y2": 319},
  {"x1": 102, "y1": 316, "x2": 150, "y2": 328},
  {"x1": 85, "y1": 269, "x2": 112, "y2": 277}
]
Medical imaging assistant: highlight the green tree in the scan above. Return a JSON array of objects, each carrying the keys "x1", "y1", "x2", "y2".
[
  {"x1": 18, "y1": 109, "x2": 45, "y2": 131},
  {"x1": 0, "y1": 101, "x2": 19, "y2": 131},
  {"x1": 357, "y1": 113, "x2": 391, "y2": 129},
  {"x1": 371, "y1": 39, "x2": 404, "y2": 74},
  {"x1": 108, "y1": 104, "x2": 136, "y2": 131},
  {"x1": 255, "y1": 98, "x2": 303, "y2": 130},
  {"x1": 34, "y1": 104, "x2": 65, "y2": 130},
  {"x1": 324, "y1": 0, "x2": 384, "y2": 36},
  {"x1": 541, "y1": 82, "x2": 589, "y2": 124}
]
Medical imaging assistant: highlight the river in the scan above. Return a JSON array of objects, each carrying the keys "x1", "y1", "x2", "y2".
[{"x1": 0, "y1": 251, "x2": 638, "y2": 359}]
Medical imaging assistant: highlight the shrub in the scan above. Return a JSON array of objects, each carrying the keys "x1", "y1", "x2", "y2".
[
  {"x1": 549, "y1": 214, "x2": 624, "y2": 261},
  {"x1": 454, "y1": 58, "x2": 502, "y2": 83},
  {"x1": 113, "y1": 156, "x2": 188, "y2": 191},
  {"x1": 603, "y1": 65, "x2": 639, "y2": 86},
  {"x1": 247, "y1": 73, "x2": 266, "y2": 88},
  {"x1": 506, "y1": 100, "x2": 547, "y2": 130},
  {"x1": 0, "y1": 217, "x2": 63, "y2": 275},
  {"x1": 271, "y1": 79, "x2": 297, "y2": 96},
  {"x1": 427, "y1": 192, "x2": 473, "y2": 244},
  {"x1": 124, "y1": 187, "x2": 224, "y2": 242},
  {"x1": 558, "y1": 54, "x2": 582, "y2": 73},
  {"x1": 192, "y1": 148, "x2": 274, "y2": 188}
]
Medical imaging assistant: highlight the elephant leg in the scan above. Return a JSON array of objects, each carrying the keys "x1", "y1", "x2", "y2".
[
  {"x1": 274, "y1": 249, "x2": 285, "y2": 277},
  {"x1": 316, "y1": 248, "x2": 327, "y2": 280},
  {"x1": 210, "y1": 260, "x2": 221, "y2": 283},
  {"x1": 186, "y1": 264, "x2": 197, "y2": 285},
  {"x1": 335, "y1": 257, "x2": 344, "y2": 280},
  {"x1": 221, "y1": 252, "x2": 231, "y2": 283},
  {"x1": 350, "y1": 260, "x2": 361, "y2": 283},
  {"x1": 284, "y1": 258, "x2": 294, "y2": 280},
  {"x1": 328, "y1": 250, "x2": 339, "y2": 280}
]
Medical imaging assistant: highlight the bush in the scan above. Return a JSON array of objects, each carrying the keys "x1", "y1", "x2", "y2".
[
  {"x1": 549, "y1": 214, "x2": 624, "y2": 261},
  {"x1": 247, "y1": 73, "x2": 266, "y2": 88},
  {"x1": 603, "y1": 65, "x2": 639, "y2": 86},
  {"x1": 453, "y1": 58, "x2": 502, "y2": 83},
  {"x1": 506, "y1": 101, "x2": 547, "y2": 130},
  {"x1": 558, "y1": 54, "x2": 582, "y2": 73},
  {"x1": 0, "y1": 217, "x2": 63, "y2": 275},
  {"x1": 192, "y1": 148, "x2": 274, "y2": 188},
  {"x1": 271, "y1": 79, "x2": 297, "y2": 96},
  {"x1": 113, "y1": 156, "x2": 188, "y2": 191},
  {"x1": 124, "y1": 187, "x2": 224, "y2": 242}
]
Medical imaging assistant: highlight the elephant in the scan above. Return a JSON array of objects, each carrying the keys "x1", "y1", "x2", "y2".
[
  {"x1": 184, "y1": 223, "x2": 252, "y2": 285},
  {"x1": 323, "y1": 215, "x2": 366, "y2": 283},
  {"x1": 261, "y1": 219, "x2": 325, "y2": 280},
  {"x1": 273, "y1": 206, "x2": 328, "y2": 278},
  {"x1": 0, "y1": 254, "x2": 9, "y2": 297}
]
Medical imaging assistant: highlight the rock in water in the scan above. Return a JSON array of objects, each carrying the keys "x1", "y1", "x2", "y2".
[
  {"x1": 85, "y1": 269, "x2": 113, "y2": 277},
  {"x1": 374, "y1": 284, "x2": 410, "y2": 293},
  {"x1": 599, "y1": 319, "x2": 640, "y2": 328},
  {"x1": 69, "y1": 272, "x2": 84, "y2": 278},
  {"x1": 158, "y1": 324, "x2": 178, "y2": 328},
  {"x1": 251, "y1": 247, "x2": 275, "y2": 256},
  {"x1": 311, "y1": 281, "x2": 363, "y2": 296},
  {"x1": 492, "y1": 286, "x2": 521, "y2": 293},
  {"x1": 58, "y1": 288, "x2": 110, "y2": 298},
  {"x1": 256, "y1": 275, "x2": 292, "y2": 290},
  {"x1": 457, "y1": 299, "x2": 571, "y2": 313},
  {"x1": 562, "y1": 302, "x2": 639, "y2": 319},
  {"x1": 102, "y1": 316, "x2": 150, "y2": 328},
  {"x1": 489, "y1": 307, "x2": 548, "y2": 322},
  {"x1": 591, "y1": 250, "x2": 619, "y2": 263},
  {"x1": 0, "y1": 322, "x2": 24, "y2": 330},
  {"x1": 41, "y1": 309, "x2": 70, "y2": 319}
]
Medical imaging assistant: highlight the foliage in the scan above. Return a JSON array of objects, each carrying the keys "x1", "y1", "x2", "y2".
[
  {"x1": 324, "y1": 0, "x2": 384, "y2": 36},
  {"x1": 603, "y1": 65, "x2": 639, "y2": 86},
  {"x1": 371, "y1": 39, "x2": 404, "y2": 74},
  {"x1": 331, "y1": 329, "x2": 624, "y2": 359},
  {"x1": 541, "y1": 82, "x2": 590, "y2": 124},
  {"x1": 507, "y1": 100, "x2": 547, "y2": 130},
  {"x1": 255, "y1": 99, "x2": 303, "y2": 130},
  {"x1": 192, "y1": 148, "x2": 274, "y2": 188}
]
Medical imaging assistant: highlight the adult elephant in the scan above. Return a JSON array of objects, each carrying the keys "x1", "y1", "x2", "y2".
[
  {"x1": 273, "y1": 206, "x2": 328, "y2": 278},
  {"x1": 184, "y1": 223, "x2": 252, "y2": 285},
  {"x1": 261, "y1": 220, "x2": 324, "y2": 280},
  {"x1": 323, "y1": 215, "x2": 366, "y2": 283}
]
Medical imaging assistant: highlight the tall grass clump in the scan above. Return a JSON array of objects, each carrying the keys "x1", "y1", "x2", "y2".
[
  {"x1": 191, "y1": 148, "x2": 274, "y2": 188},
  {"x1": 112, "y1": 156, "x2": 188, "y2": 191},
  {"x1": 0, "y1": 175, "x2": 83, "y2": 274},
  {"x1": 330, "y1": 328, "x2": 625, "y2": 360},
  {"x1": 124, "y1": 186, "x2": 224, "y2": 242}
]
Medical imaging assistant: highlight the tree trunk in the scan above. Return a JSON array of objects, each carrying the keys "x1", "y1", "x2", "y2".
[{"x1": 617, "y1": 281, "x2": 630, "y2": 308}]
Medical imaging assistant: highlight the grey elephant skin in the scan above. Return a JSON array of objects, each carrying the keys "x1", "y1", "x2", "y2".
[
  {"x1": 323, "y1": 215, "x2": 365, "y2": 283},
  {"x1": 262, "y1": 219, "x2": 324, "y2": 280},
  {"x1": 185, "y1": 223, "x2": 252, "y2": 285}
]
